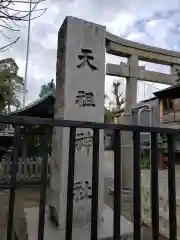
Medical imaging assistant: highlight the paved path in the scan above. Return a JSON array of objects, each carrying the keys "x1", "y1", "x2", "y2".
[
  {"x1": 104, "y1": 178, "x2": 167, "y2": 240},
  {"x1": 0, "y1": 183, "x2": 166, "y2": 240},
  {"x1": 0, "y1": 188, "x2": 40, "y2": 239},
  {"x1": 103, "y1": 151, "x2": 167, "y2": 239},
  {"x1": 142, "y1": 167, "x2": 180, "y2": 196}
]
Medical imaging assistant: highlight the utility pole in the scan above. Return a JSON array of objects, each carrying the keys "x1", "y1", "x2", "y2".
[{"x1": 23, "y1": 0, "x2": 32, "y2": 107}]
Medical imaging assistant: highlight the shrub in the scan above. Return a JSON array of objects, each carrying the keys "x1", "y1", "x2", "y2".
[{"x1": 141, "y1": 154, "x2": 150, "y2": 169}]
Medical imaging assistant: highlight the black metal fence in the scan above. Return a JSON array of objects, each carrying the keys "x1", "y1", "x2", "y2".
[{"x1": 0, "y1": 115, "x2": 177, "y2": 240}]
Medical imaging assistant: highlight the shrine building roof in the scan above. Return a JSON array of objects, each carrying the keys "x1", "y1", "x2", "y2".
[
  {"x1": 10, "y1": 91, "x2": 55, "y2": 118},
  {"x1": 153, "y1": 82, "x2": 180, "y2": 99}
]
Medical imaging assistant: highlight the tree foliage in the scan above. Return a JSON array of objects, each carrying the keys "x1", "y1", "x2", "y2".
[
  {"x1": 39, "y1": 79, "x2": 55, "y2": 98},
  {"x1": 0, "y1": 0, "x2": 47, "y2": 52},
  {"x1": 158, "y1": 134, "x2": 168, "y2": 151},
  {"x1": 0, "y1": 58, "x2": 23, "y2": 112},
  {"x1": 104, "y1": 107, "x2": 114, "y2": 123}
]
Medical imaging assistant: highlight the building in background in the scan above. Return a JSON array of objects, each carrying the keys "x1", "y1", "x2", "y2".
[{"x1": 134, "y1": 83, "x2": 180, "y2": 166}]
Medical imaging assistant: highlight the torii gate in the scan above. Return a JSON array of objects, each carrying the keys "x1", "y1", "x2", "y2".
[{"x1": 105, "y1": 31, "x2": 180, "y2": 191}]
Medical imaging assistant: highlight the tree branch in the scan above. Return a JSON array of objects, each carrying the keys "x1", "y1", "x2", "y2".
[
  {"x1": 0, "y1": 29, "x2": 11, "y2": 39},
  {"x1": 0, "y1": 18, "x2": 19, "y2": 30},
  {"x1": 0, "y1": 36, "x2": 20, "y2": 51},
  {"x1": 0, "y1": 0, "x2": 46, "y2": 51}
]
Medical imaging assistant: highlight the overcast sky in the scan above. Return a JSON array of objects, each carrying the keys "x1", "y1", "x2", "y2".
[{"x1": 1, "y1": 0, "x2": 180, "y2": 105}]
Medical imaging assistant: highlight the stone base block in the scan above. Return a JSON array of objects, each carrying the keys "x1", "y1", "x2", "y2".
[{"x1": 16, "y1": 205, "x2": 133, "y2": 240}]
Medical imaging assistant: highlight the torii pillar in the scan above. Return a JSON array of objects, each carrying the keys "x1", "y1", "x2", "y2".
[{"x1": 121, "y1": 55, "x2": 138, "y2": 191}]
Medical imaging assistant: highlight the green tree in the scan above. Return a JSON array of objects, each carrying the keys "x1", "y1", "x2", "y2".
[
  {"x1": 0, "y1": 58, "x2": 23, "y2": 113},
  {"x1": 104, "y1": 107, "x2": 114, "y2": 123},
  {"x1": 39, "y1": 79, "x2": 55, "y2": 98}
]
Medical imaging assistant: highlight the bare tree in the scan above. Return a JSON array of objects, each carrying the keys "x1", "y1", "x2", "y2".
[
  {"x1": 0, "y1": 0, "x2": 47, "y2": 52},
  {"x1": 112, "y1": 81, "x2": 125, "y2": 109}
]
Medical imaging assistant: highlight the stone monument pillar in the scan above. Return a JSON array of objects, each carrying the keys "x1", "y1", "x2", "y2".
[
  {"x1": 121, "y1": 55, "x2": 138, "y2": 190},
  {"x1": 49, "y1": 16, "x2": 105, "y2": 229}
]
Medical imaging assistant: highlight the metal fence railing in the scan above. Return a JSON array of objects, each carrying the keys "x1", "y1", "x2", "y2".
[{"x1": 0, "y1": 115, "x2": 177, "y2": 240}]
